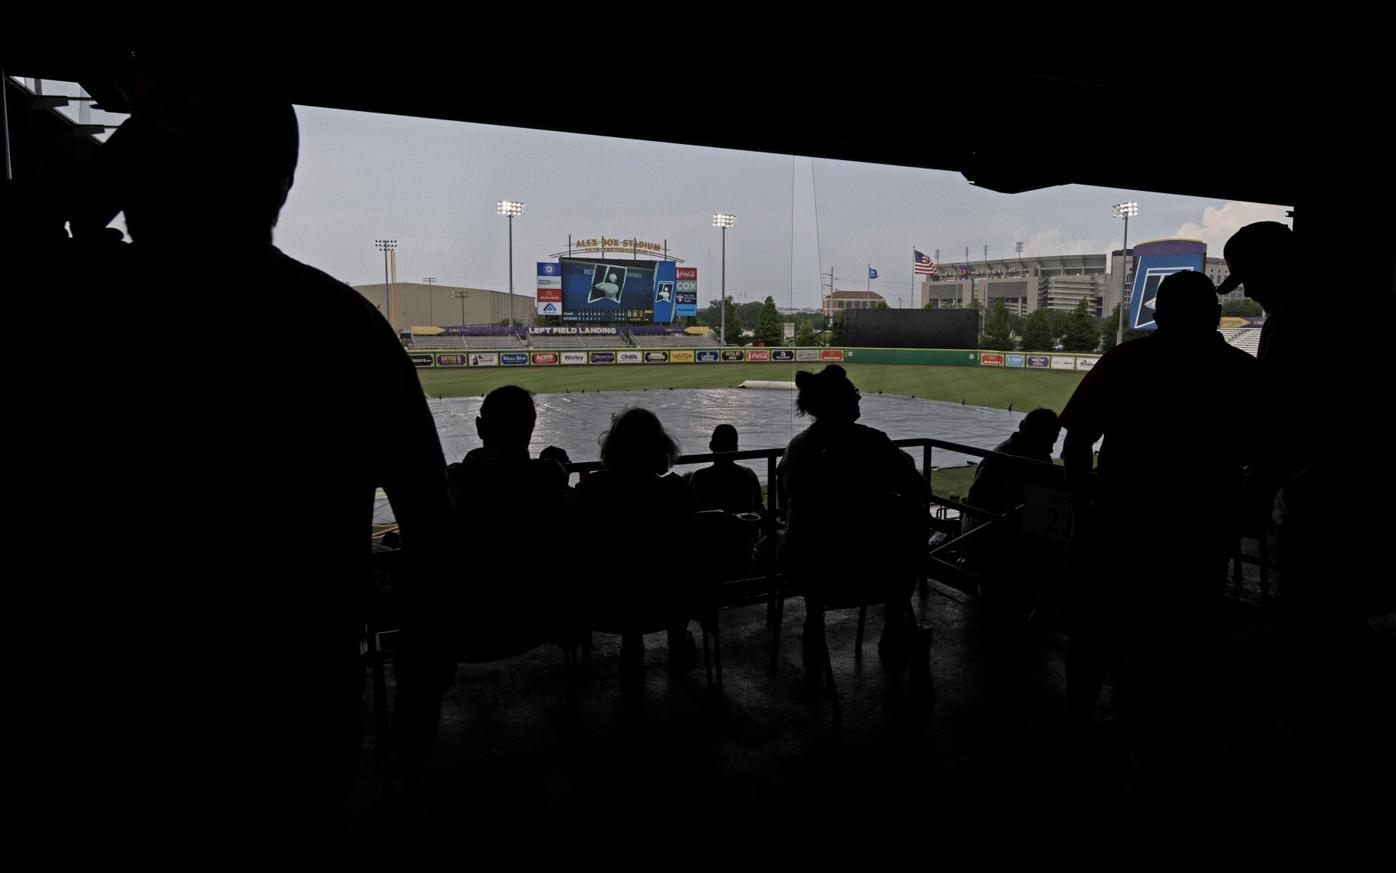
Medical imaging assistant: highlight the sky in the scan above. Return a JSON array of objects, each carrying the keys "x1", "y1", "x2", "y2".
[{"x1": 273, "y1": 105, "x2": 1291, "y2": 312}]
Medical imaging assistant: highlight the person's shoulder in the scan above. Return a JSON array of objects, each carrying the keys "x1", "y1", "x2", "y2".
[{"x1": 269, "y1": 247, "x2": 387, "y2": 318}]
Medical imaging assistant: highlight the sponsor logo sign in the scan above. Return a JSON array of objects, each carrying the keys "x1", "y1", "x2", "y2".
[
  {"x1": 746, "y1": 349, "x2": 770, "y2": 362},
  {"x1": 435, "y1": 354, "x2": 467, "y2": 367},
  {"x1": 536, "y1": 262, "x2": 563, "y2": 315},
  {"x1": 820, "y1": 349, "x2": 845, "y2": 362},
  {"x1": 796, "y1": 349, "x2": 820, "y2": 362},
  {"x1": 670, "y1": 350, "x2": 695, "y2": 363},
  {"x1": 783, "y1": 322, "x2": 795, "y2": 341},
  {"x1": 721, "y1": 350, "x2": 746, "y2": 362},
  {"x1": 1005, "y1": 354, "x2": 1025, "y2": 368},
  {"x1": 1026, "y1": 355, "x2": 1050, "y2": 369},
  {"x1": 644, "y1": 351, "x2": 670, "y2": 363},
  {"x1": 531, "y1": 353, "x2": 558, "y2": 365},
  {"x1": 618, "y1": 350, "x2": 643, "y2": 364},
  {"x1": 409, "y1": 353, "x2": 435, "y2": 368},
  {"x1": 501, "y1": 352, "x2": 530, "y2": 366},
  {"x1": 1075, "y1": 356, "x2": 1098, "y2": 372},
  {"x1": 696, "y1": 350, "x2": 720, "y2": 363},
  {"x1": 469, "y1": 352, "x2": 499, "y2": 367},
  {"x1": 1050, "y1": 355, "x2": 1076, "y2": 371},
  {"x1": 676, "y1": 267, "x2": 698, "y2": 280},
  {"x1": 560, "y1": 352, "x2": 588, "y2": 365},
  {"x1": 589, "y1": 351, "x2": 615, "y2": 364},
  {"x1": 772, "y1": 349, "x2": 795, "y2": 362},
  {"x1": 980, "y1": 353, "x2": 1005, "y2": 367}
]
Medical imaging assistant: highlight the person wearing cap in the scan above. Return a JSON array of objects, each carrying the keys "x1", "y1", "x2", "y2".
[{"x1": 1058, "y1": 271, "x2": 1260, "y2": 748}]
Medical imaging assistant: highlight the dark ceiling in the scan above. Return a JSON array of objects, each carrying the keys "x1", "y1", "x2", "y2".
[{"x1": 5, "y1": 47, "x2": 1384, "y2": 210}]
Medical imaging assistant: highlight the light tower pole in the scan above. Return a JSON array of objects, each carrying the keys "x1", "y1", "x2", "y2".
[
  {"x1": 712, "y1": 212, "x2": 736, "y2": 345},
  {"x1": 374, "y1": 239, "x2": 397, "y2": 321},
  {"x1": 422, "y1": 276, "x2": 437, "y2": 326},
  {"x1": 497, "y1": 200, "x2": 525, "y2": 331},
  {"x1": 1112, "y1": 201, "x2": 1139, "y2": 345}
]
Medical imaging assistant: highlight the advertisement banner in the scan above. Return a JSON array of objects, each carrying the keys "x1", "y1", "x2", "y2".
[
  {"x1": 1026, "y1": 355, "x2": 1050, "y2": 369},
  {"x1": 675, "y1": 267, "x2": 698, "y2": 317},
  {"x1": 1050, "y1": 356, "x2": 1076, "y2": 370},
  {"x1": 796, "y1": 349, "x2": 821, "y2": 362},
  {"x1": 537, "y1": 262, "x2": 563, "y2": 316},
  {"x1": 1075, "y1": 356, "x2": 1098, "y2": 371},
  {"x1": 721, "y1": 350, "x2": 746, "y2": 362},
  {"x1": 501, "y1": 352, "x2": 530, "y2": 366},
  {"x1": 560, "y1": 352, "x2": 588, "y2": 365},
  {"x1": 589, "y1": 351, "x2": 616, "y2": 364},
  {"x1": 469, "y1": 352, "x2": 499, "y2": 367},
  {"x1": 1005, "y1": 354, "x2": 1025, "y2": 368},
  {"x1": 696, "y1": 350, "x2": 720, "y2": 363},
  {"x1": 618, "y1": 350, "x2": 643, "y2": 364},
  {"x1": 435, "y1": 354, "x2": 467, "y2": 367},
  {"x1": 409, "y1": 353, "x2": 435, "y2": 368},
  {"x1": 980, "y1": 353, "x2": 1005, "y2": 367},
  {"x1": 772, "y1": 349, "x2": 795, "y2": 362},
  {"x1": 746, "y1": 349, "x2": 771, "y2": 362},
  {"x1": 1128, "y1": 240, "x2": 1207, "y2": 331},
  {"x1": 651, "y1": 261, "x2": 677, "y2": 324},
  {"x1": 531, "y1": 353, "x2": 558, "y2": 366},
  {"x1": 670, "y1": 350, "x2": 695, "y2": 363},
  {"x1": 644, "y1": 351, "x2": 670, "y2": 363},
  {"x1": 820, "y1": 349, "x2": 845, "y2": 362},
  {"x1": 783, "y1": 322, "x2": 795, "y2": 341}
]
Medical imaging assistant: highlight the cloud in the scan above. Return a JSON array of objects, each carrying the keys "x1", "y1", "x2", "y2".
[{"x1": 1175, "y1": 201, "x2": 1290, "y2": 253}]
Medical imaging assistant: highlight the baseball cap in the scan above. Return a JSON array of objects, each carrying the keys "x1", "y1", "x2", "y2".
[{"x1": 1217, "y1": 221, "x2": 1291, "y2": 295}]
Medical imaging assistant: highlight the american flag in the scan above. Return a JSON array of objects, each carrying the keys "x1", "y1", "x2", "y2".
[{"x1": 914, "y1": 249, "x2": 937, "y2": 276}]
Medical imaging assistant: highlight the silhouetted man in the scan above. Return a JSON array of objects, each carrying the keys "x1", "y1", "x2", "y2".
[
  {"x1": 1059, "y1": 271, "x2": 1259, "y2": 745},
  {"x1": 21, "y1": 63, "x2": 455, "y2": 842},
  {"x1": 687, "y1": 424, "x2": 764, "y2": 515}
]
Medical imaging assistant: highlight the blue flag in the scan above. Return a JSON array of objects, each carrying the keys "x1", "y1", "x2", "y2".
[{"x1": 868, "y1": 266, "x2": 879, "y2": 280}]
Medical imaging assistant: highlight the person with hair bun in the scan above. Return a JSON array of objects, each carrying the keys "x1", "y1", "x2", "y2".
[{"x1": 777, "y1": 366, "x2": 931, "y2": 664}]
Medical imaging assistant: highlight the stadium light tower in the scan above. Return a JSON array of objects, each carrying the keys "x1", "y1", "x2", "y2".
[
  {"x1": 497, "y1": 200, "x2": 525, "y2": 331},
  {"x1": 374, "y1": 240, "x2": 397, "y2": 319},
  {"x1": 422, "y1": 277, "x2": 437, "y2": 325},
  {"x1": 1112, "y1": 201, "x2": 1139, "y2": 345},
  {"x1": 452, "y1": 289, "x2": 468, "y2": 327},
  {"x1": 712, "y1": 212, "x2": 736, "y2": 345}
]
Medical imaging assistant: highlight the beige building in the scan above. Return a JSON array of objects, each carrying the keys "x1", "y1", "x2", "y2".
[
  {"x1": 822, "y1": 290, "x2": 886, "y2": 320},
  {"x1": 921, "y1": 253, "x2": 1109, "y2": 316},
  {"x1": 353, "y1": 282, "x2": 535, "y2": 330}
]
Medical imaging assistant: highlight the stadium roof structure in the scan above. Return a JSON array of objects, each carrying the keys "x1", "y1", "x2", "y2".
[
  {"x1": 5, "y1": 44, "x2": 1391, "y2": 296},
  {"x1": 828, "y1": 290, "x2": 886, "y2": 300}
]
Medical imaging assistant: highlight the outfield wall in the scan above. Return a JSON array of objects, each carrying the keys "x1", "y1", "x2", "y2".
[{"x1": 409, "y1": 347, "x2": 1101, "y2": 372}]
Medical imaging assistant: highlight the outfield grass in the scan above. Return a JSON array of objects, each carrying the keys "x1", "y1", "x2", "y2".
[{"x1": 417, "y1": 362, "x2": 1085, "y2": 412}]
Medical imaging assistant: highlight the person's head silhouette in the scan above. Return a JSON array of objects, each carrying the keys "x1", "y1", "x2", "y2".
[
  {"x1": 1019, "y1": 407, "x2": 1061, "y2": 454},
  {"x1": 599, "y1": 407, "x2": 679, "y2": 475},
  {"x1": 476, "y1": 385, "x2": 536, "y2": 453},
  {"x1": 1152, "y1": 270, "x2": 1221, "y2": 339},
  {"x1": 105, "y1": 62, "x2": 298, "y2": 245},
  {"x1": 794, "y1": 365, "x2": 861, "y2": 423},
  {"x1": 709, "y1": 424, "x2": 739, "y2": 454},
  {"x1": 1217, "y1": 221, "x2": 1293, "y2": 312}
]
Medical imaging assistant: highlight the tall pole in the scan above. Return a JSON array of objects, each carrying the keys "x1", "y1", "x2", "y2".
[
  {"x1": 374, "y1": 240, "x2": 397, "y2": 320},
  {"x1": 1113, "y1": 201, "x2": 1138, "y2": 345},
  {"x1": 508, "y1": 214, "x2": 515, "y2": 331},
  {"x1": 498, "y1": 200, "x2": 525, "y2": 331},
  {"x1": 720, "y1": 225, "x2": 727, "y2": 345},
  {"x1": 422, "y1": 277, "x2": 437, "y2": 325}
]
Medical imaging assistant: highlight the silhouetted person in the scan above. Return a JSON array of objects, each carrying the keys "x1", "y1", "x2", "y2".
[
  {"x1": 395, "y1": 386, "x2": 571, "y2": 790},
  {"x1": 576, "y1": 408, "x2": 698, "y2": 682},
  {"x1": 687, "y1": 424, "x2": 764, "y2": 515},
  {"x1": 963, "y1": 408, "x2": 1060, "y2": 528},
  {"x1": 961, "y1": 408, "x2": 1061, "y2": 610},
  {"x1": 12, "y1": 62, "x2": 455, "y2": 842},
  {"x1": 1220, "y1": 221, "x2": 1394, "y2": 784},
  {"x1": 777, "y1": 366, "x2": 931, "y2": 664},
  {"x1": 1060, "y1": 271, "x2": 1259, "y2": 775}
]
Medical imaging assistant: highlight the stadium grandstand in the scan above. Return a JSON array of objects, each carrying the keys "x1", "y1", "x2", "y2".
[{"x1": 526, "y1": 333, "x2": 630, "y2": 349}]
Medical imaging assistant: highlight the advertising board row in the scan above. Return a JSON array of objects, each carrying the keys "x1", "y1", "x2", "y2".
[
  {"x1": 412, "y1": 348, "x2": 849, "y2": 368},
  {"x1": 979, "y1": 353, "x2": 1099, "y2": 371}
]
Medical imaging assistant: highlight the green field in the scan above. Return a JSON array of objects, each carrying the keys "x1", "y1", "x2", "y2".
[{"x1": 417, "y1": 363, "x2": 1085, "y2": 413}]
